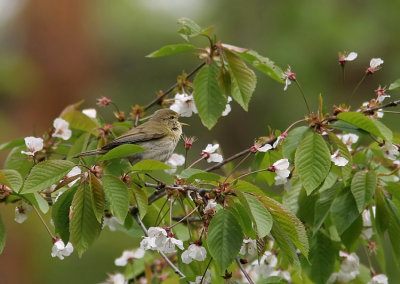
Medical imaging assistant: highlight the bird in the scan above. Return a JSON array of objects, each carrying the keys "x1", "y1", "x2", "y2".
[{"x1": 73, "y1": 108, "x2": 185, "y2": 164}]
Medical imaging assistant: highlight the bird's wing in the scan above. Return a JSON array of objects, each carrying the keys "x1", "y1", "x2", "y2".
[{"x1": 101, "y1": 124, "x2": 167, "y2": 150}]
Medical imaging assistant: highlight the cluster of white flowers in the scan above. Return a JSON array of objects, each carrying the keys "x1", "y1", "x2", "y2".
[
  {"x1": 381, "y1": 142, "x2": 399, "y2": 160},
  {"x1": 239, "y1": 238, "x2": 257, "y2": 257},
  {"x1": 181, "y1": 243, "x2": 207, "y2": 264},
  {"x1": 336, "y1": 133, "x2": 359, "y2": 151},
  {"x1": 201, "y1": 144, "x2": 223, "y2": 163},
  {"x1": 114, "y1": 248, "x2": 145, "y2": 266},
  {"x1": 140, "y1": 227, "x2": 183, "y2": 253},
  {"x1": 271, "y1": 159, "x2": 290, "y2": 185},
  {"x1": 245, "y1": 251, "x2": 291, "y2": 282},
  {"x1": 165, "y1": 153, "x2": 185, "y2": 174},
  {"x1": 51, "y1": 239, "x2": 74, "y2": 260},
  {"x1": 361, "y1": 206, "x2": 376, "y2": 240},
  {"x1": 368, "y1": 274, "x2": 388, "y2": 284},
  {"x1": 14, "y1": 202, "x2": 32, "y2": 223},
  {"x1": 330, "y1": 149, "x2": 349, "y2": 167},
  {"x1": 328, "y1": 251, "x2": 360, "y2": 283}
]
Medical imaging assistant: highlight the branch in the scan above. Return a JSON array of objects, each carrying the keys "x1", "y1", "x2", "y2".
[
  {"x1": 144, "y1": 62, "x2": 206, "y2": 110},
  {"x1": 133, "y1": 212, "x2": 186, "y2": 278},
  {"x1": 236, "y1": 257, "x2": 255, "y2": 284},
  {"x1": 362, "y1": 99, "x2": 400, "y2": 114}
]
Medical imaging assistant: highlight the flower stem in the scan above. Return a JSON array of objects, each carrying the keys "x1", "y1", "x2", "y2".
[
  {"x1": 294, "y1": 80, "x2": 311, "y2": 113},
  {"x1": 347, "y1": 73, "x2": 368, "y2": 104},
  {"x1": 33, "y1": 205, "x2": 55, "y2": 239},
  {"x1": 231, "y1": 168, "x2": 271, "y2": 184},
  {"x1": 224, "y1": 152, "x2": 252, "y2": 183},
  {"x1": 187, "y1": 156, "x2": 206, "y2": 169},
  {"x1": 169, "y1": 206, "x2": 199, "y2": 229}
]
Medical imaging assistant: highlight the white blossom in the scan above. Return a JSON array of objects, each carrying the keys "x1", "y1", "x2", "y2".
[
  {"x1": 14, "y1": 202, "x2": 32, "y2": 223},
  {"x1": 239, "y1": 238, "x2": 257, "y2": 257},
  {"x1": 103, "y1": 216, "x2": 123, "y2": 231},
  {"x1": 221, "y1": 96, "x2": 233, "y2": 116},
  {"x1": 368, "y1": 274, "x2": 388, "y2": 284},
  {"x1": 270, "y1": 270, "x2": 291, "y2": 282},
  {"x1": 258, "y1": 143, "x2": 273, "y2": 152},
  {"x1": 114, "y1": 249, "x2": 145, "y2": 266},
  {"x1": 344, "y1": 52, "x2": 358, "y2": 61},
  {"x1": 104, "y1": 273, "x2": 127, "y2": 284},
  {"x1": 190, "y1": 270, "x2": 211, "y2": 284},
  {"x1": 381, "y1": 143, "x2": 399, "y2": 160},
  {"x1": 370, "y1": 58, "x2": 384, "y2": 69},
  {"x1": 251, "y1": 251, "x2": 278, "y2": 278},
  {"x1": 361, "y1": 206, "x2": 376, "y2": 240},
  {"x1": 377, "y1": 109, "x2": 384, "y2": 118},
  {"x1": 162, "y1": 237, "x2": 184, "y2": 253},
  {"x1": 66, "y1": 166, "x2": 82, "y2": 187},
  {"x1": 51, "y1": 239, "x2": 74, "y2": 260},
  {"x1": 328, "y1": 251, "x2": 360, "y2": 283},
  {"x1": 165, "y1": 153, "x2": 185, "y2": 174},
  {"x1": 21, "y1": 136, "x2": 43, "y2": 156},
  {"x1": 140, "y1": 227, "x2": 183, "y2": 253},
  {"x1": 202, "y1": 144, "x2": 223, "y2": 163},
  {"x1": 181, "y1": 244, "x2": 207, "y2": 264},
  {"x1": 337, "y1": 133, "x2": 359, "y2": 151},
  {"x1": 52, "y1": 118, "x2": 72, "y2": 140},
  {"x1": 331, "y1": 150, "x2": 349, "y2": 167},
  {"x1": 282, "y1": 66, "x2": 296, "y2": 91},
  {"x1": 273, "y1": 135, "x2": 285, "y2": 148},
  {"x1": 377, "y1": 94, "x2": 390, "y2": 103},
  {"x1": 82, "y1": 108, "x2": 97, "y2": 118},
  {"x1": 272, "y1": 159, "x2": 290, "y2": 185},
  {"x1": 203, "y1": 199, "x2": 217, "y2": 214},
  {"x1": 170, "y1": 93, "x2": 198, "y2": 117}
]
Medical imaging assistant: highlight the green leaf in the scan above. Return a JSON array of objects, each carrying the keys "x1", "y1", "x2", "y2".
[
  {"x1": 271, "y1": 221, "x2": 299, "y2": 265},
  {"x1": 102, "y1": 175, "x2": 129, "y2": 223},
  {"x1": 308, "y1": 232, "x2": 337, "y2": 284},
  {"x1": 251, "y1": 150, "x2": 281, "y2": 186},
  {"x1": 62, "y1": 110, "x2": 99, "y2": 134},
  {"x1": 20, "y1": 160, "x2": 76, "y2": 194},
  {"x1": 193, "y1": 63, "x2": 227, "y2": 129},
  {"x1": 259, "y1": 196, "x2": 309, "y2": 258},
  {"x1": 67, "y1": 132, "x2": 91, "y2": 160},
  {"x1": 146, "y1": 44, "x2": 195, "y2": 58},
  {"x1": 337, "y1": 112, "x2": 392, "y2": 142},
  {"x1": 4, "y1": 146, "x2": 34, "y2": 177},
  {"x1": 237, "y1": 192, "x2": 273, "y2": 238},
  {"x1": 313, "y1": 182, "x2": 342, "y2": 234},
  {"x1": 282, "y1": 126, "x2": 310, "y2": 161},
  {"x1": 330, "y1": 187, "x2": 359, "y2": 235},
  {"x1": 0, "y1": 169, "x2": 23, "y2": 192},
  {"x1": 295, "y1": 132, "x2": 331, "y2": 194},
  {"x1": 207, "y1": 209, "x2": 244, "y2": 272},
  {"x1": 70, "y1": 183, "x2": 102, "y2": 257},
  {"x1": 341, "y1": 215, "x2": 363, "y2": 251},
  {"x1": 0, "y1": 138, "x2": 24, "y2": 151},
  {"x1": 389, "y1": 78, "x2": 400, "y2": 90},
  {"x1": 217, "y1": 66, "x2": 232, "y2": 96},
  {"x1": 131, "y1": 159, "x2": 172, "y2": 172},
  {"x1": 237, "y1": 49, "x2": 284, "y2": 83},
  {"x1": 0, "y1": 213, "x2": 5, "y2": 254},
  {"x1": 90, "y1": 173, "x2": 105, "y2": 223},
  {"x1": 351, "y1": 171, "x2": 376, "y2": 213},
  {"x1": 225, "y1": 49, "x2": 257, "y2": 111},
  {"x1": 178, "y1": 168, "x2": 204, "y2": 179},
  {"x1": 233, "y1": 180, "x2": 265, "y2": 196},
  {"x1": 328, "y1": 132, "x2": 353, "y2": 183},
  {"x1": 100, "y1": 144, "x2": 146, "y2": 161},
  {"x1": 177, "y1": 18, "x2": 211, "y2": 41},
  {"x1": 132, "y1": 185, "x2": 148, "y2": 219},
  {"x1": 331, "y1": 120, "x2": 368, "y2": 136},
  {"x1": 232, "y1": 202, "x2": 255, "y2": 238},
  {"x1": 52, "y1": 187, "x2": 77, "y2": 243},
  {"x1": 24, "y1": 193, "x2": 50, "y2": 214},
  {"x1": 187, "y1": 172, "x2": 221, "y2": 183}
]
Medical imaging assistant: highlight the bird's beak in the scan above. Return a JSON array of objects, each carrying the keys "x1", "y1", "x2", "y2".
[{"x1": 180, "y1": 122, "x2": 190, "y2": 126}]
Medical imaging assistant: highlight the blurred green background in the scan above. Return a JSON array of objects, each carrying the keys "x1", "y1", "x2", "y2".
[{"x1": 1, "y1": 0, "x2": 400, "y2": 283}]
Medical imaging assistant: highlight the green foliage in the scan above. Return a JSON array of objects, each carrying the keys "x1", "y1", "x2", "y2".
[
  {"x1": 102, "y1": 175, "x2": 129, "y2": 223},
  {"x1": 146, "y1": 44, "x2": 195, "y2": 58},
  {"x1": 207, "y1": 209, "x2": 243, "y2": 272},
  {"x1": 89, "y1": 173, "x2": 106, "y2": 223},
  {"x1": 131, "y1": 159, "x2": 172, "y2": 172},
  {"x1": 62, "y1": 110, "x2": 99, "y2": 134},
  {"x1": 52, "y1": 187, "x2": 78, "y2": 243},
  {"x1": 0, "y1": 169, "x2": 23, "y2": 192},
  {"x1": 132, "y1": 185, "x2": 148, "y2": 219},
  {"x1": 389, "y1": 78, "x2": 400, "y2": 90},
  {"x1": 99, "y1": 144, "x2": 146, "y2": 161},
  {"x1": 0, "y1": 213, "x2": 5, "y2": 254},
  {"x1": 282, "y1": 126, "x2": 309, "y2": 161},
  {"x1": 350, "y1": 171, "x2": 376, "y2": 213}
]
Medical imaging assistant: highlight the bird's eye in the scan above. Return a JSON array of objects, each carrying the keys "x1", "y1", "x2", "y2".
[{"x1": 169, "y1": 116, "x2": 175, "y2": 119}]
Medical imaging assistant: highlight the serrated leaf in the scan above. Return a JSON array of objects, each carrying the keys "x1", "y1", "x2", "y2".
[
  {"x1": 225, "y1": 49, "x2": 256, "y2": 111},
  {"x1": 330, "y1": 187, "x2": 359, "y2": 235},
  {"x1": 131, "y1": 159, "x2": 172, "y2": 172},
  {"x1": 271, "y1": 221, "x2": 299, "y2": 265},
  {"x1": 308, "y1": 232, "x2": 337, "y2": 284},
  {"x1": 237, "y1": 192, "x2": 272, "y2": 238},
  {"x1": 90, "y1": 173, "x2": 105, "y2": 223},
  {"x1": 237, "y1": 49, "x2": 284, "y2": 83},
  {"x1": 193, "y1": 63, "x2": 227, "y2": 129},
  {"x1": 259, "y1": 196, "x2": 309, "y2": 258},
  {"x1": 102, "y1": 175, "x2": 129, "y2": 223},
  {"x1": 0, "y1": 138, "x2": 24, "y2": 151},
  {"x1": 217, "y1": 66, "x2": 231, "y2": 96},
  {"x1": 146, "y1": 44, "x2": 195, "y2": 58},
  {"x1": 178, "y1": 168, "x2": 204, "y2": 179},
  {"x1": 4, "y1": 146, "x2": 34, "y2": 177},
  {"x1": 313, "y1": 182, "x2": 342, "y2": 234},
  {"x1": 24, "y1": 193, "x2": 49, "y2": 214},
  {"x1": 20, "y1": 160, "x2": 76, "y2": 194},
  {"x1": 70, "y1": 183, "x2": 102, "y2": 257},
  {"x1": 295, "y1": 132, "x2": 331, "y2": 194},
  {"x1": 67, "y1": 132, "x2": 91, "y2": 160},
  {"x1": 132, "y1": 185, "x2": 148, "y2": 219},
  {"x1": 100, "y1": 144, "x2": 146, "y2": 161},
  {"x1": 0, "y1": 169, "x2": 23, "y2": 192},
  {"x1": 207, "y1": 209, "x2": 244, "y2": 271},
  {"x1": 0, "y1": 213, "x2": 5, "y2": 254},
  {"x1": 233, "y1": 180, "x2": 265, "y2": 196},
  {"x1": 389, "y1": 78, "x2": 400, "y2": 90},
  {"x1": 232, "y1": 202, "x2": 255, "y2": 238},
  {"x1": 282, "y1": 126, "x2": 310, "y2": 161},
  {"x1": 328, "y1": 133, "x2": 353, "y2": 183},
  {"x1": 177, "y1": 18, "x2": 205, "y2": 41},
  {"x1": 62, "y1": 110, "x2": 99, "y2": 134},
  {"x1": 52, "y1": 187, "x2": 77, "y2": 243},
  {"x1": 351, "y1": 171, "x2": 376, "y2": 213},
  {"x1": 337, "y1": 112, "x2": 392, "y2": 142},
  {"x1": 331, "y1": 120, "x2": 368, "y2": 136}
]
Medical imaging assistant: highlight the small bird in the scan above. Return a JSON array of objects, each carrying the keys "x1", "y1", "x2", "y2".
[{"x1": 74, "y1": 108, "x2": 185, "y2": 164}]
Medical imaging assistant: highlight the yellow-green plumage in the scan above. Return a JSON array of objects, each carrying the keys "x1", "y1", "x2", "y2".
[{"x1": 74, "y1": 109, "x2": 183, "y2": 164}]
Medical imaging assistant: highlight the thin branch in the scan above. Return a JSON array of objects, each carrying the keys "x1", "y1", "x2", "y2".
[
  {"x1": 363, "y1": 99, "x2": 400, "y2": 114},
  {"x1": 133, "y1": 213, "x2": 186, "y2": 278},
  {"x1": 144, "y1": 62, "x2": 206, "y2": 110},
  {"x1": 236, "y1": 257, "x2": 255, "y2": 284},
  {"x1": 33, "y1": 205, "x2": 55, "y2": 239},
  {"x1": 169, "y1": 206, "x2": 200, "y2": 229}
]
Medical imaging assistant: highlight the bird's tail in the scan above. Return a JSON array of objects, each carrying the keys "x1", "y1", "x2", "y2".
[{"x1": 73, "y1": 149, "x2": 107, "y2": 158}]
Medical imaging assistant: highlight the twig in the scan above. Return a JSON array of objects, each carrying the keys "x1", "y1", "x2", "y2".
[
  {"x1": 169, "y1": 206, "x2": 200, "y2": 229},
  {"x1": 347, "y1": 73, "x2": 367, "y2": 104},
  {"x1": 133, "y1": 213, "x2": 186, "y2": 278},
  {"x1": 236, "y1": 257, "x2": 255, "y2": 284},
  {"x1": 294, "y1": 80, "x2": 311, "y2": 113},
  {"x1": 145, "y1": 62, "x2": 206, "y2": 110},
  {"x1": 32, "y1": 205, "x2": 55, "y2": 239},
  {"x1": 363, "y1": 99, "x2": 400, "y2": 114}
]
